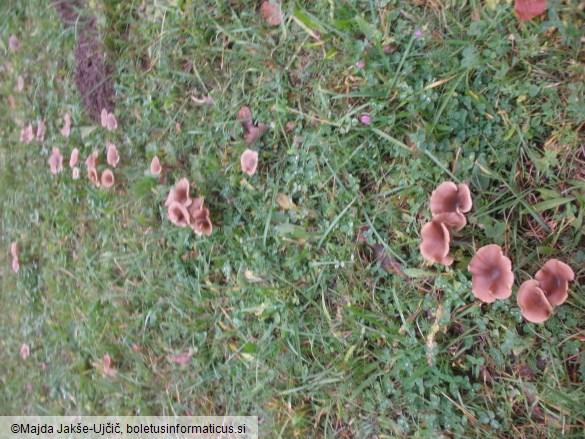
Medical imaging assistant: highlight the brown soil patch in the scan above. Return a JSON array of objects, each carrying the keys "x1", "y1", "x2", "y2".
[{"x1": 52, "y1": 0, "x2": 115, "y2": 122}]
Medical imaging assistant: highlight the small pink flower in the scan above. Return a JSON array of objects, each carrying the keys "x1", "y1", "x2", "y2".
[
  {"x1": 16, "y1": 75, "x2": 24, "y2": 92},
  {"x1": 21, "y1": 343, "x2": 30, "y2": 359},
  {"x1": 49, "y1": 147, "x2": 64, "y2": 175},
  {"x1": 69, "y1": 148, "x2": 79, "y2": 168},
  {"x1": 414, "y1": 29, "x2": 423, "y2": 38},
  {"x1": 36, "y1": 120, "x2": 46, "y2": 141},
  {"x1": 150, "y1": 156, "x2": 162, "y2": 175},
  {"x1": 61, "y1": 113, "x2": 71, "y2": 138},
  {"x1": 20, "y1": 123, "x2": 34, "y2": 143},
  {"x1": 72, "y1": 167, "x2": 80, "y2": 180},
  {"x1": 240, "y1": 149, "x2": 259, "y2": 176},
  {"x1": 9, "y1": 35, "x2": 21, "y2": 52},
  {"x1": 106, "y1": 142, "x2": 119, "y2": 167},
  {"x1": 356, "y1": 60, "x2": 365, "y2": 69},
  {"x1": 101, "y1": 169, "x2": 115, "y2": 188},
  {"x1": 359, "y1": 114, "x2": 371, "y2": 126}
]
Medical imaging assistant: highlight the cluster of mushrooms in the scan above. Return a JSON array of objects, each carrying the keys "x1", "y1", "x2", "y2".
[
  {"x1": 164, "y1": 178, "x2": 213, "y2": 236},
  {"x1": 421, "y1": 181, "x2": 575, "y2": 323}
]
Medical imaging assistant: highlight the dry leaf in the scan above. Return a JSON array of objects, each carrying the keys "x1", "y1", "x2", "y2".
[
  {"x1": 276, "y1": 193, "x2": 297, "y2": 210},
  {"x1": 515, "y1": 0, "x2": 547, "y2": 21}
]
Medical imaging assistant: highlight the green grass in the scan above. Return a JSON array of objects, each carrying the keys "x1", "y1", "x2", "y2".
[{"x1": 1, "y1": 0, "x2": 584, "y2": 436}]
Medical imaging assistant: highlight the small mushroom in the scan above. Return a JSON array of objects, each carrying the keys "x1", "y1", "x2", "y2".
[
  {"x1": 237, "y1": 106, "x2": 267, "y2": 144},
  {"x1": 10, "y1": 242, "x2": 18, "y2": 259},
  {"x1": 85, "y1": 150, "x2": 98, "y2": 171},
  {"x1": 468, "y1": 244, "x2": 514, "y2": 303},
  {"x1": 20, "y1": 123, "x2": 34, "y2": 143},
  {"x1": 517, "y1": 279, "x2": 553, "y2": 323},
  {"x1": 534, "y1": 259, "x2": 574, "y2": 306},
  {"x1": 430, "y1": 182, "x2": 472, "y2": 231},
  {"x1": 101, "y1": 108, "x2": 117, "y2": 131},
  {"x1": 260, "y1": 1, "x2": 281, "y2": 26},
  {"x1": 241, "y1": 149, "x2": 259, "y2": 176},
  {"x1": 168, "y1": 201, "x2": 190, "y2": 227},
  {"x1": 101, "y1": 169, "x2": 115, "y2": 188},
  {"x1": 106, "y1": 142, "x2": 119, "y2": 168},
  {"x1": 72, "y1": 167, "x2": 80, "y2": 180},
  {"x1": 191, "y1": 207, "x2": 213, "y2": 236},
  {"x1": 61, "y1": 113, "x2": 71, "y2": 138},
  {"x1": 20, "y1": 343, "x2": 30, "y2": 359},
  {"x1": 187, "y1": 196, "x2": 205, "y2": 217},
  {"x1": 150, "y1": 156, "x2": 161, "y2": 175},
  {"x1": 420, "y1": 219, "x2": 453, "y2": 266},
  {"x1": 9, "y1": 35, "x2": 21, "y2": 52},
  {"x1": 69, "y1": 148, "x2": 79, "y2": 168},
  {"x1": 164, "y1": 178, "x2": 192, "y2": 207},
  {"x1": 48, "y1": 147, "x2": 63, "y2": 174}
]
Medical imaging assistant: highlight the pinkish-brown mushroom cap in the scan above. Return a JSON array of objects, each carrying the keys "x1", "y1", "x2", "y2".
[
  {"x1": 88, "y1": 167, "x2": 100, "y2": 187},
  {"x1": 164, "y1": 178, "x2": 192, "y2": 207},
  {"x1": 85, "y1": 151, "x2": 98, "y2": 171},
  {"x1": 191, "y1": 207, "x2": 213, "y2": 236},
  {"x1": 168, "y1": 201, "x2": 190, "y2": 227},
  {"x1": 69, "y1": 148, "x2": 79, "y2": 168},
  {"x1": 101, "y1": 169, "x2": 115, "y2": 188},
  {"x1": 49, "y1": 147, "x2": 63, "y2": 174},
  {"x1": 20, "y1": 123, "x2": 34, "y2": 143},
  {"x1": 61, "y1": 113, "x2": 71, "y2": 138},
  {"x1": 241, "y1": 149, "x2": 259, "y2": 176},
  {"x1": 187, "y1": 196, "x2": 205, "y2": 217},
  {"x1": 420, "y1": 220, "x2": 453, "y2": 266},
  {"x1": 468, "y1": 244, "x2": 514, "y2": 303},
  {"x1": 430, "y1": 182, "x2": 473, "y2": 217},
  {"x1": 517, "y1": 279, "x2": 553, "y2": 323},
  {"x1": 106, "y1": 142, "x2": 119, "y2": 168},
  {"x1": 432, "y1": 211, "x2": 467, "y2": 232},
  {"x1": 150, "y1": 156, "x2": 162, "y2": 175},
  {"x1": 10, "y1": 242, "x2": 18, "y2": 259},
  {"x1": 9, "y1": 35, "x2": 21, "y2": 52},
  {"x1": 534, "y1": 259, "x2": 574, "y2": 306},
  {"x1": 260, "y1": 1, "x2": 282, "y2": 26},
  {"x1": 72, "y1": 167, "x2": 80, "y2": 180},
  {"x1": 106, "y1": 113, "x2": 117, "y2": 131}
]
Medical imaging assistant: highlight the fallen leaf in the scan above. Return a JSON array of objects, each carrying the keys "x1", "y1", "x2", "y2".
[
  {"x1": 515, "y1": 0, "x2": 547, "y2": 21},
  {"x1": 276, "y1": 193, "x2": 297, "y2": 210}
]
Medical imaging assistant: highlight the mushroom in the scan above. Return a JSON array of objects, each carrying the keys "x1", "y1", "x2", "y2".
[
  {"x1": 420, "y1": 219, "x2": 453, "y2": 266},
  {"x1": 517, "y1": 280, "x2": 553, "y2": 323},
  {"x1": 187, "y1": 196, "x2": 205, "y2": 217},
  {"x1": 429, "y1": 182, "x2": 472, "y2": 231},
  {"x1": 10, "y1": 242, "x2": 19, "y2": 274},
  {"x1": 106, "y1": 142, "x2": 119, "y2": 168},
  {"x1": 9, "y1": 35, "x2": 21, "y2": 52},
  {"x1": 69, "y1": 148, "x2": 79, "y2": 168},
  {"x1": 72, "y1": 167, "x2": 80, "y2": 180},
  {"x1": 260, "y1": 1, "x2": 281, "y2": 26},
  {"x1": 87, "y1": 167, "x2": 100, "y2": 188},
  {"x1": 101, "y1": 169, "x2": 115, "y2": 188},
  {"x1": 36, "y1": 120, "x2": 45, "y2": 141},
  {"x1": 534, "y1": 259, "x2": 574, "y2": 306},
  {"x1": 191, "y1": 207, "x2": 213, "y2": 236},
  {"x1": 101, "y1": 108, "x2": 117, "y2": 131},
  {"x1": 467, "y1": 244, "x2": 514, "y2": 303},
  {"x1": 85, "y1": 151, "x2": 98, "y2": 171},
  {"x1": 20, "y1": 343, "x2": 30, "y2": 359},
  {"x1": 164, "y1": 178, "x2": 192, "y2": 207},
  {"x1": 150, "y1": 156, "x2": 162, "y2": 175},
  {"x1": 48, "y1": 147, "x2": 63, "y2": 174},
  {"x1": 241, "y1": 149, "x2": 259, "y2": 176},
  {"x1": 168, "y1": 201, "x2": 190, "y2": 227},
  {"x1": 20, "y1": 123, "x2": 34, "y2": 143},
  {"x1": 61, "y1": 113, "x2": 71, "y2": 138},
  {"x1": 12, "y1": 257, "x2": 20, "y2": 274},
  {"x1": 237, "y1": 106, "x2": 267, "y2": 144}
]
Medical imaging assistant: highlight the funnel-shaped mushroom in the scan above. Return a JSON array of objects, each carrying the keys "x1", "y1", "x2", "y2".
[
  {"x1": 188, "y1": 196, "x2": 205, "y2": 217},
  {"x1": 101, "y1": 108, "x2": 117, "y2": 131},
  {"x1": 9, "y1": 35, "x2": 21, "y2": 52},
  {"x1": 168, "y1": 201, "x2": 190, "y2": 227},
  {"x1": 260, "y1": 1, "x2": 281, "y2": 26},
  {"x1": 534, "y1": 259, "x2": 574, "y2": 306},
  {"x1": 164, "y1": 178, "x2": 192, "y2": 207},
  {"x1": 88, "y1": 167, "x2": 100, "y2": 187},
  {"x1": 106, "y1": 142, "x2": 119, "y2": 168},
  {"x1": 517, "y1": 280, "x2": 553, "y2": 323},
  {"x1": 101, "y1": 169, "x2": 115, "y2": 188},
  {"x1": 420, "y1": 220, "x2": 453, "y2": 266},
  {"x1": 85, "y1": 151, "x2": 98, "y2": 171},
  {"x1": 10, "y1": 242, "x2": 18, "y2": 259},
  {"x1": 430, "y1": 182, "x2": 472, "y2": 231},
  {"x1": 241, "y1": 149, "x2": 259, "y2": 176},
  {"x1": 49, "y1": 147, "x2": 63, "y2": 174},
  {"x1": 468, "y1": 244, "x2": 514, "y2": 303},
  {"x1": 20, "y1": 123, "x2": 34, "y2": 143},
  {"x1": 150, "y1": 156, "x2": 161, "y2": 175},
  {"x1": 191, "y1": 207, "x2": 213, "y2": 236}
]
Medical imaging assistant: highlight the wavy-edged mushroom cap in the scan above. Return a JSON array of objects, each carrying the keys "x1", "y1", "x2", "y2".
[
  {"x1": 420, "y1": 220, "x2": 453, "y2": 266},
  {"x1": 468, "y1": 244, "x2": 514, "y2": 303},
  {"x1": 534, "y1": 259, "x2": 574, "y2": 306},
  {"x1": 168, "y1": 201, "x2": 190, "y2": 227},
  {"x1": 164, "y1": 178, "x2": 192, "y2": 208},
  {"x1": 260, "y1": 1, "x2": 281, "y2": 26},
  {"x1": 10, "y1": 242, "x2": 18, "y2": 259},
  {"x1": 70, "y1": 148, "x2": 79, "y2": 168},
  {"x1": 432, "y1": 211, "x2": 467, "y2": 232},
  {"x1": 101, "y1": 169, "x2": 115, "y2": 189},
  {"x1": 241, "y1": 149, "x2": 259, "y2": 176},
  {"x1": 517, "y1": 279, "x2": 553, "y2": 323},
  {"x1": 49, "y1": 147, "x2": 64, "y2": 174},
  {"x1": 9, "y1": 35, "x2": 21, "y2": 52},
  {"x1": 72, "y1": 167, "x2": 80, "y2": 180},
  {"x1": 88, "y1": 167, "x2": 100, "y2": 187},
  {"x1": 85, "y1": 151, "x2": 98, "y2": 171},
  {"x1": 237, "y1": 106, "x2": 253, "y2": 132},
  {"x1": 150, "y1": 156, "x2": 162, "y2": 175},
  {"x1": 244, "y1": 124, "x2": 267, "y2": 145},
  {"x1": 20, "y1": 123, "x2": 34, "y2": 143},
  {"x1": 106, "y1": 113, "x2": 117, "y2": 131},
  {"x1": 430, "y1": 182, "x2": 473, "y2": 217},
  {"x1": 191, "y1": 207, "x2": 213, "y2": 236},
  {"x1": 187, "y1": 196, "x2": 205, "y2": 217},
  {"x1": 106, "y1": 142, "x2": 119, "y2": 168}
]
